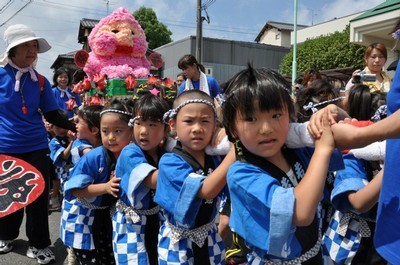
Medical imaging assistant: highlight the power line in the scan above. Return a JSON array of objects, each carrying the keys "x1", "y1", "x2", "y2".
[
  {"x1": 0, "y1": 0, "x2": 14, "y2": 14},
  {"x1": 0, "y1": 0, "x2": 32, "y2": 27}
]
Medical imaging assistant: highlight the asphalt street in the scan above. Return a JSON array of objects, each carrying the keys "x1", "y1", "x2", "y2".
[
  {"x1": 0, "y1": 209, "x2": 231, "y2": 265},
  {"x1": 0, "y1": 210, "x2": 67, "y2": 265}
]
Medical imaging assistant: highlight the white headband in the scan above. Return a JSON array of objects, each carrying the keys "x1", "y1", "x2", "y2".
[
  {"x1": 163, "y1": 98, "x2": 217, "y2": 123},
  {"x1": 100, "y1": 109, "x2": 132, "y2": 117},
  {"x1": 303, "y1": 96, "x2": 345, "y2": 113}
]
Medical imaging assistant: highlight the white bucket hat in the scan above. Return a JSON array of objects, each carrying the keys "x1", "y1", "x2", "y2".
[{"x1": 0, "y1": 24, "x2": 51, "y2": 66}]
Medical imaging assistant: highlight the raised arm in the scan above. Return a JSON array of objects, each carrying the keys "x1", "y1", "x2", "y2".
[
  {"x1": 293, "y1": 108, "x2": 335, "y2": 226},
  {"x1": 332, "y1": 109, "x2": 400, "y2": 150},
  {"x1": 197, "y1": 146, "x2": 235, "y2": 200}
]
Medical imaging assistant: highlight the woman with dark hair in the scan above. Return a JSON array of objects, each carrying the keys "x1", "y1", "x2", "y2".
[
  {"x1": 52, "y1": 67, "x2": 82, "y2": 119},
  {"x1": 345, "y1": 43, "x2": 391, "y2": 95},
  {"x1": 177, "y1": 54, "x2": 222, "y2": 98}
]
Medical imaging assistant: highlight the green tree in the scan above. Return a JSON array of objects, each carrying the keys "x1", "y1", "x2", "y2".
[
  {"x1": 133, "y1": 7, "x2": 172, "y2": 50},
  {"x1": 280, "y1": 25, "x2": 365, "y2": 76}
]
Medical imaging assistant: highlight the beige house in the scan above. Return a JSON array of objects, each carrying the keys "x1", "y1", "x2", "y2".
[{"x1": 255, "y1": 21, "x2": 307, "y2": 48}]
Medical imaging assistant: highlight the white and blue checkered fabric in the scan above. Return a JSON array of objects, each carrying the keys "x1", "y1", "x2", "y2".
[
  {"x1": 322, "y1": 210, "x2": 362, "y2": 264},
  {"x1": 60, "y1": 198, "x2": 96, "y2": 250},
  {"x1": 157, "y1": 223, "x2": 225, "y2": 265},
  {"x1": 112, "y1": 210, "x2": 148, "y2": 264},
  {"x1": 55, "y1": 166, "x2": 69, "y2": 181}
]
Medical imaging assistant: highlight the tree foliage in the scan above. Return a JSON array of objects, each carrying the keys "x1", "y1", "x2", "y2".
[
  {"x1": 280, "y1": 25, "x2": 366, "y2": 76},
  {"x1": 133, "y1": 7, "x2": 172, "y2": 50}
]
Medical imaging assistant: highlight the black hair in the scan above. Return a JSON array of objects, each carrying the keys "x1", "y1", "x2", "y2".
[
  {"x1": 295, "y1": 79, "x2": 340, "y2": 122},
  {"x1": 173, "y1": 89, "x2": 214, "y2": 109},
  {"x1": 101, "y1": 99, "x2": 133, "y2": 124},
  {"x1": 53, "y1": 67, "x2": 72, "y2": 87},
  {"x1": 222, "y1": 65, "x2": 294, "y2": 142},
  {"x1": 57, "y1": 109, "x2": 68, "y2": 120},
  {"x1": 347, "y1": 84, "x2": 387, "y2": 121},
  {"x1": 133, "y1": 93, "x2": 170, "y2": 124},
  {"x1": 177, "y1": 54, "x2": 205, "y2": 73},
  {"x1": 8, "y1": 47, "x2": 16, "y2": 58},
  {"x1": 78, "y1": 105, "x2": 103, "y2": 130}
]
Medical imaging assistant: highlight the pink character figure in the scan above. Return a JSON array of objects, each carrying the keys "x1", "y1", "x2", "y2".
[{"x1": 83, "y1": 7, "x2": 151, "y2": 80}]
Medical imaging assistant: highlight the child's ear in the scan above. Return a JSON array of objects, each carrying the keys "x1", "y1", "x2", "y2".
[
  {"x1": 168, "y1": 118, "x2": 176, "y2": 134},
  {"x1": 91, "y1": 126, "x2": 100, "y2": 136}
]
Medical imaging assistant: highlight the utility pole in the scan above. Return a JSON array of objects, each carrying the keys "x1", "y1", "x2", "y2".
[
  {"x1": 196, "y1": 0, "x2": 202, "y2": 63},
  {"x1": 292, "y1": 0, "x2": 298, "y2": 90}
]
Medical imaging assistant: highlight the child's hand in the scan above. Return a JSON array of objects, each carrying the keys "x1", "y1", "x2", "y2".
[
  {"x1": 106, "y1": 176, "x2": 121, "y2": 197},
  {"x1": 211, "y1": 127, "x2": 226, "y2": 147},
  {"x1": 67, "y1": 130, "x2": 77, "y2": 141},
  {"x1": 308, "y1": 104, "x2": 339, "y2": 139},
  {"x1": 314, "y1": 108, "x2": 335, "y2": 154}
]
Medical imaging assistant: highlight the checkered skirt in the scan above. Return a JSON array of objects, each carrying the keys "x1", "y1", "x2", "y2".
[
  {"x1": 158, "y1": 222, "x2": 225, "y2": 265},
  {"x1": 322, "y1": 210, "x2": 365, "y2": 264},
  {"x1": 112, "y1": 210, "x2": 149, "y2": 265},
  {"x1": 60, "y1": 198, "x2": 96, "y2": 250}
]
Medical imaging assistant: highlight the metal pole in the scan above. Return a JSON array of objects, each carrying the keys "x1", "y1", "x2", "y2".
[
  {"x1": 292, "y1": 0, "x2": 298, "y2": 88},
  {"x1": 196, "y1": 0, "x2": 202, "y2": 63}
]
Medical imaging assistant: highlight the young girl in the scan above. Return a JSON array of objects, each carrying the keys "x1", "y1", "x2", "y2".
[
  {"x1": 222, "y1": 66, "x2": 342, "y2": 264},
  {"x1": 61, "y1": 101, "x2": 133, "y2": 265},
  {"x1": 71, "y1": 105, "x2": 103, "y2": 165},
  {"x1": 155, "y1": 90, "x2": 235, "y2": 264},
  {"x1": 322, "y1": 84, "x2": 387, "y2": 265},
  {"x1": 52, "y1": 67, "x2": 82, "y2": 119},
  {"x1": 112, "y1": 93, "x2": 170, "y2": 265}
]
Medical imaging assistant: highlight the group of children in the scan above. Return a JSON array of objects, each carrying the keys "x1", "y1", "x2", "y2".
[{"x1": 44, "y1": 64, "x2": 388, "y2": 265}]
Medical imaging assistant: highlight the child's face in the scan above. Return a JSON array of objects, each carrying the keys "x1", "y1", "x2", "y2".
[
  {"x1": 133, "y1": 118, "x2": 166, "y2": 156},
  {"x1": 76, "y1": 116, "x2": 95, "y2": 141},
  {"x1": 170, "y1": 102, "x2": 215, "y2": 157},
  {"x1": 100, "y1": 113, "x2": 132, "y2": 158},
  {"x1": 233, "y1": 104, "x2": 289, "y2": 162}
]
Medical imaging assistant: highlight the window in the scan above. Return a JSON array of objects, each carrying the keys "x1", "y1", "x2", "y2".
[{"x1": 205, "y1": 67, "x2": 213, "y2": 76}]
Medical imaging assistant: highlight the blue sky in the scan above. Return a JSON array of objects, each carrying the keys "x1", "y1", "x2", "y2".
[{"x1": 0, "y1": 0, "x2": 383, "y2": 78}]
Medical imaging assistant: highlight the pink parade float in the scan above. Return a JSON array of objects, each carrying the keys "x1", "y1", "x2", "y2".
[{"x1": 73, "y1": 7, "x2": 176, "y2": 105}]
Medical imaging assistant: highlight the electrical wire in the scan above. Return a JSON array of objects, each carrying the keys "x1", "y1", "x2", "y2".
[
  {"x1": 0, "y1": 0, "x2": 14, "y2": 14},
  {"x1": 0, "y1": 0, "x2": 32, "y2": 27}
]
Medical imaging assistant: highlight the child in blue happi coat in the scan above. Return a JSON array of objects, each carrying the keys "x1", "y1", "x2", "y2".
[
  {"x1": 222, "y1": 65, "x2": 343, "y2": 264},
  {"x1": 112, "y1": 93, "x2": 170, "y2": 265},
  {"x1": 60, "y1": 101, "x2": 133, "y2": 265},
  {"x1": 322, "y1": 84, "x2": 388, "y2": 265},
  {"x1": 71, "y1": 105, "x2": 103, "y2": 165},
  {"x1": 155, "y1": 90, "x2": 235, "y2": 264},
  {"x1": 48, "y1": 110, "x2": 76, "y2": 211}
]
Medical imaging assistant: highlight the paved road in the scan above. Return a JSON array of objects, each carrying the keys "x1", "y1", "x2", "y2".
[
  {"x1": 0, "y1": 210, "x2": 232, "y2": 265},
  {"x1": 0, "y1": 210, "x2": 67, "y2": 265}
]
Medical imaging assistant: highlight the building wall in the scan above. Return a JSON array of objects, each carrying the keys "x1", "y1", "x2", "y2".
[
  {"x1": 156, "y1": 36, "x2": 289, "y2": 84},
  {"x1": 293, "y1": 12, "x2": 362, "y2": 44},
  {"x1": 258, "y1": 28, "x2": 292, "y2": 48}
]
